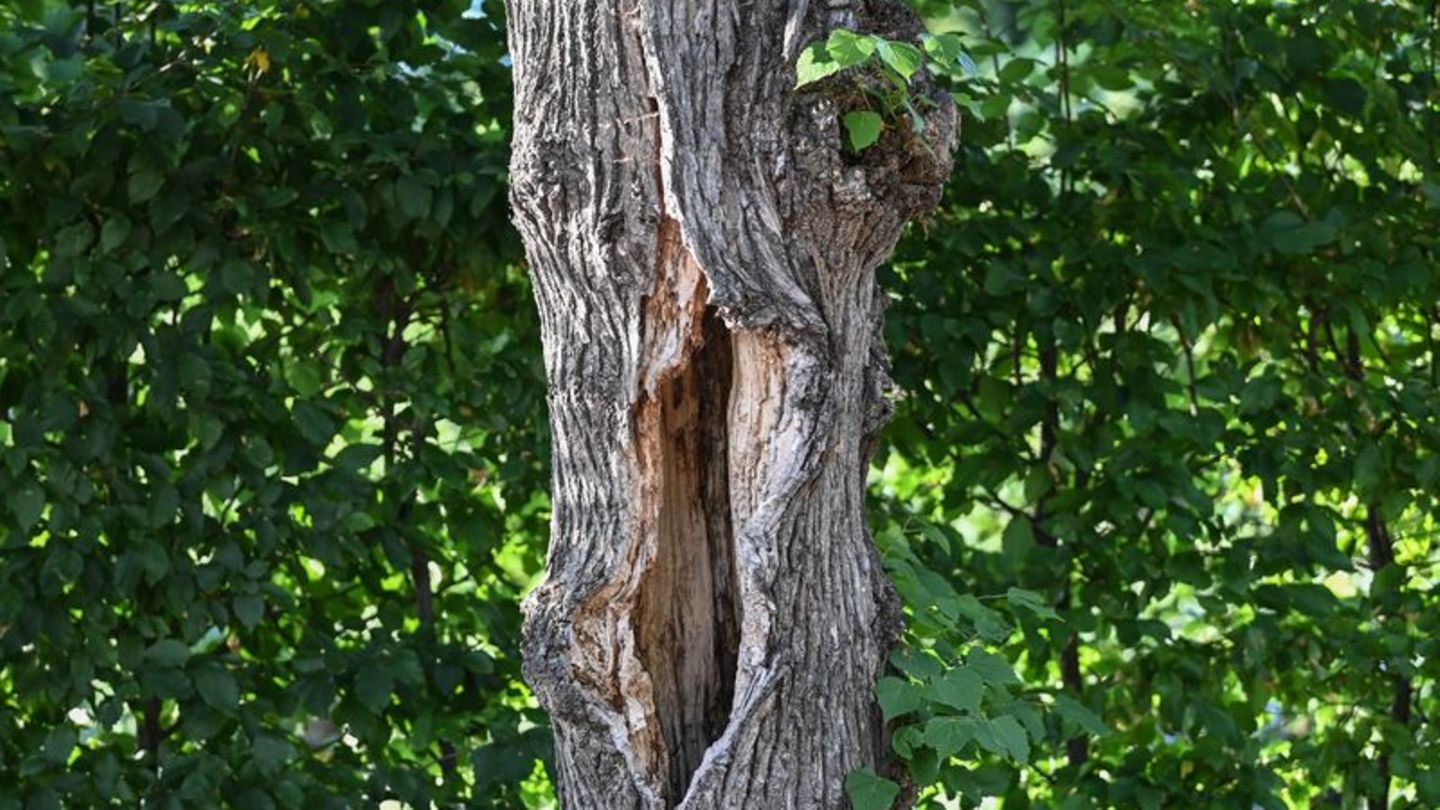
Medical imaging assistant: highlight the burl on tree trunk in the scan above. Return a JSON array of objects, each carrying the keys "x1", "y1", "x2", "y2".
[{"x1": 505, "y1": 1, "x2": 955, "y2": 806}]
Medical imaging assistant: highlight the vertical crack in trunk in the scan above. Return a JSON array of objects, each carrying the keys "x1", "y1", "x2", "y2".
[
  {"x1": 627, "y1": 220, "x2": 742, "y2": 805},
  {"x1": 634, "y1": 306, "x2": 738, "y2": 803}
]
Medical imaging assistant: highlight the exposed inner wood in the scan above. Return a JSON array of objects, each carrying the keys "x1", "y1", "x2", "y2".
[
  {"x1": 628, "y1": 212, "x2": 742, "y2": 803},
  {"x1": 634, "y1": 308, "x2": 738, "y2": 803}
]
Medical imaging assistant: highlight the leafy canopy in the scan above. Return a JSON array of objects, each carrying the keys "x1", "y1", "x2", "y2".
[
  {"x1": 0, "y1": 2, "x2": 553, "y2": 807},
  {"x1": 865, "y1": 0, "x2": 1440, "y2": 806}
]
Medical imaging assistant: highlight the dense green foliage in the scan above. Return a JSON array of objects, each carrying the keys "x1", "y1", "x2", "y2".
[
  {"x1": 875, "y1": 0, "x2": 1440, "y2": 806},
  {"x1": 2, "y1": 1, "x2": 1437, "y2": 808},
  {"x1": 1, "y1": 2, "x2": 553, "y2": 807}
]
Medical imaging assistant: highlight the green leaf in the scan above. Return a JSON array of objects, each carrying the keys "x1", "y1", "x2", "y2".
[
  {"x1": 8, "y1": 485, "x2": 44, "y2": 531},
  {"x1": 42, "y1": 726, "x2": 77, "y2": 765},
  {"x1": 179, "y1": 754, "x2": 224, "y2": 800},
  {"x1": 1088, "y1": 64, "x2": 1135, "y2": 91},
  {"x1": 99, "y1": 217, "x2": 132, "y2": 254},
  {"x1": 1323, "y1": 77, "x2": 1366, "y2": 116},
  {"x1": 1355, "y1": 443, "x2": 1382, "y2": 492},
  {"x1": 118, "y1": 98, "x2": 160, "y2": 130},
  {"x1": 890, "y1": 649, "x2": 943, "y2": 680},
  {"x1": 909, "y1": 747, "x2": 941, "y2": 787},
  {"x1": 473, "y1": 743, "x2": 534, "y2": 789},
  {"x1": 918, "y1": 522, "x2": 954, "y2": 555},
  {"x1": 220, "y1": 258, "x2": 256, "y2": 294},
  {"x1": 148, "y1": 482, "x2": 179, "y2": 528},
  {"x1": 1001, "y1": 516, "x2": 1035, "y2": 566},
  {"x1": 294, "y1": 402, "x2": 337, "y2": 446},
  {"x1": 43, "y1": 548, "x2": 83, "y2": 584},
  {"x1": 931, "y1": 667, "x2": 984, "y2": 714},
  {"x1": 890, "y1": 724, "x2": 923, "y2": 758},
  {"x1": 287, "y1": 361, "x2": 326, "y2": 398},
  {"x1": 135, "y1": 542, "x2": 172, "y2": 585},
  {"x1": 979, "y1": 91, "x2": 1013, "y2": 121},
  {"x1": 954, "y1": 594, "x2": 1012, "y2": 641},
  {"x1": 843, "y1": 110, "x2": 884, "y2": 151},
  {"x1": 396, "y1": 175, "x2": 433, "y2": 220},
  {"x1": 333, "y1": 443, "x2": 383, "y2": 472},
  {"x1": 55, "y1": 221, "x2": 94, "y2": 257},
  {"x1": 1419, "y1": 768, "x2": 1440, "y2": 804},
  {"x1": 967, "y1": 649, "x2": 1020, "y2": 686},
  {"x1": 1288, "y1": 583, "x2": 1342, "y2": 616},
  {"x1": 796, "y1": 42, "x2": 842, "y2": 88},
  {"x1": 875, "y1": 676, "x2": 924, "y2": 722},
  {"x1": 355, "y1": 666, "x2": 393, "y2": 714},
  {"x1": 921, "y1": 33, "x2": 963, "y2": 65},
  {"x1": 178, "y1": 354, "x2": 213, "y2": 397},
  {"x1": 922, "y1": 716, "x2": 976, "y2": 759},
  {"x1": 827, "y1": 29, "x2": 878, "y2": 67},
  {"x1": 250, "y1": 732, "x2": 294, "y2": 776},
  {"x1": 1054, "y1": 695, "x2": 1108, "y2": 737},
  {"x1": 1260, "y1": 211, "x2": 1335, "y2": 255},
  {"x1": 1005, "y1": 587, "x2": 1058, "y2": 620},
  {"x1": 233, "y1": 594, "x2": 265, "y2": 629},
  {"x1": 876, "y1": 40, "x2": 923, "y2": 81},
  {"x1": 145, "y1": 639, "x2": 191, "y2": 668},
  {"x1": 232, "y1": 788, "x2": 276, "y2": 810},
  {"x1": 193, "y1": 665, "x2": 240, "y2": 713},
  {"x1": 998, "y1": 57, "x2": 1036, "y2": 83},
  {"x1": 320, "y1": 220, "x2": 358, "y2": 255},
  {"x1": 844, "y1": 768, "x2": 899, "y2": 810},
  {"x1": 991, "y1": 715, "x2": 1030, "y2": 764},
  {"x1": 295, "y1": 674, "x2": 337, "y2": 715},
  {"x1": 128, "y1": 168, "x2": 164, "y2": 203},
  {"x1": 140, "y1": 667, "x2": 192, "y2": 702}
]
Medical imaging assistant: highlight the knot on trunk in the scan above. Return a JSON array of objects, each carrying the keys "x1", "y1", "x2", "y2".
[{"x1": 791, "y1": 60, "x2": 957, "y2": 227}]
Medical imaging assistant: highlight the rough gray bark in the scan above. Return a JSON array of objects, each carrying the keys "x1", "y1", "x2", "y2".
[{"x1": 506, "y1": 2, "x2": 954, "y2": 807}]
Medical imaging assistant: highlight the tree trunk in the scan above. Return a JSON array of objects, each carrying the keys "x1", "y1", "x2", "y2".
[{"x1": 506, "y1": 2, "x2": 954, "y2": 807}]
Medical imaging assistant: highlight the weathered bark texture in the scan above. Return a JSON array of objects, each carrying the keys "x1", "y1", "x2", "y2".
[{"x1": 506, "y1": 2, "x2": 954, "y2": 807}]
